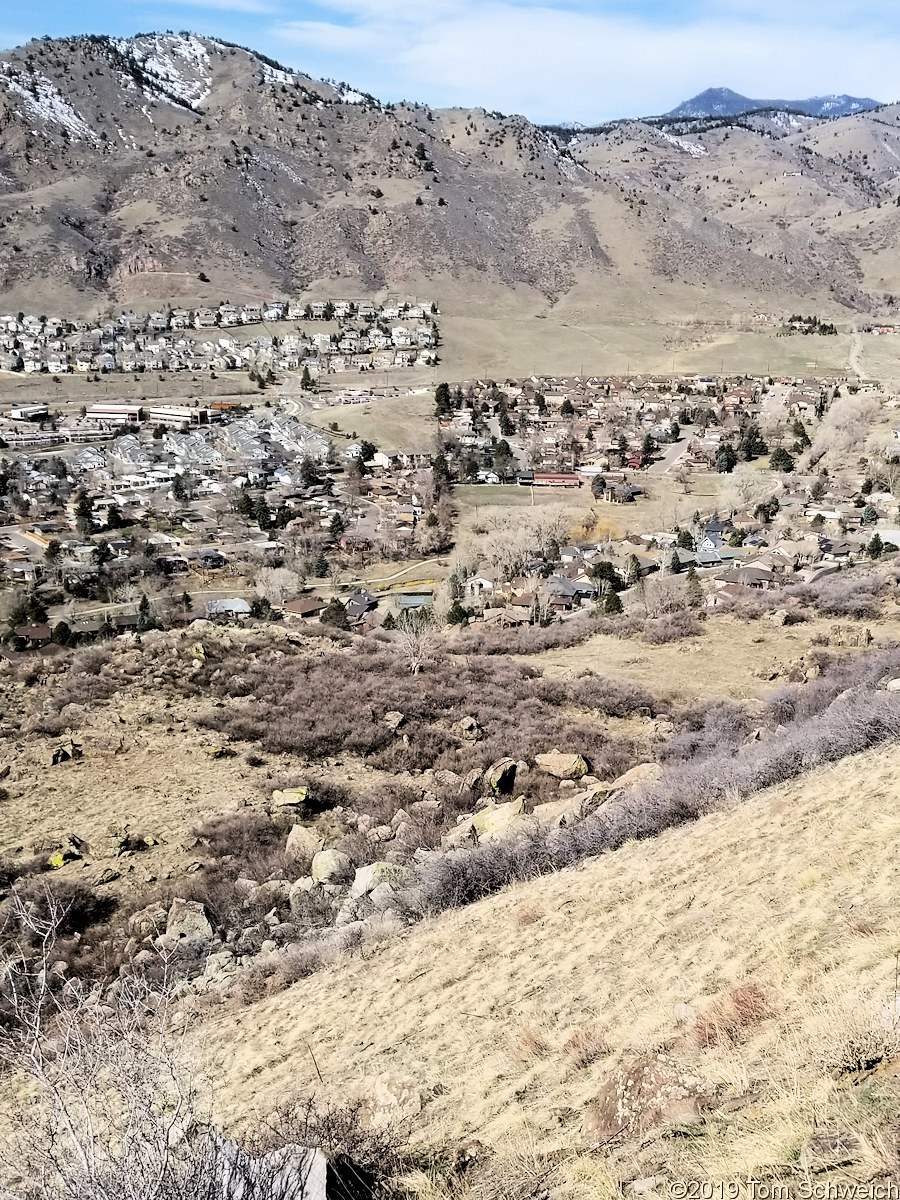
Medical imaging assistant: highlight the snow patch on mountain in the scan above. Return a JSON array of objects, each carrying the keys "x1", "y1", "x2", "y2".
[
  {"x1": 0, "y1": 62, "x2": 99, "y2": 144},
  {"x1": 111, "y1": 33, "x2": 212, "y2": 110},
  {"x1": 658, "y1": 129, "x2": 708, "y2": 157}
]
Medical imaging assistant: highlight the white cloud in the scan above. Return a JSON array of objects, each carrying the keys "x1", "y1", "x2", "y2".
[
  {"x1": 150, "y1": 0, "x2": 284, "y2": 13},
  {"x1": 263, "y1": 0, "x2": 898, "y2": 120}
]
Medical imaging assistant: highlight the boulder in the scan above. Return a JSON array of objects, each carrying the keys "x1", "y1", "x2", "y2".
[
  {"x1": 432, "y1": 769, "x2": 464, "y2": 790},
  {"x1": 443, "y1": 798, "x2": 527, "y2": 846},
  {"x1": 288, "y1": 877, "x2": 315, "y2": 914},
  {"x1": 886, "y1": 677, "x2": 900, "y2": 692},
  {"x1": 166, "y1": 898, "x2": 213, "y2": 943},
  {"x1": 464, "y1": 768, "x2": 483, "y2": 791},
  {"x1": 532, "y1": 793, "x2": 592, "y2": 828},
  {"x1": 610, "y1": 762, "x2": 662, "y2": 790},
  {"x1": 204, "y1": 949, "x2": 236, "y2": 981},
  {"x1": 452, "y1": 715, "x2": 483, "y2": 742},
  {"x1": 255, "y1": 880, "x2": 292, "y2": 908},
  {"x1": 128, "y1": 901, "x2": 168, "y2": 938},
  {"x1": 583, "y1": 1053, "x2": 713, "y2": 1144},
  {"x1": 410, "y1": 798, "x2": 442, "y2": 819},
  {"x1": 484, "y1": 757, "x2": 517, "y2": 795},
  {"x1": 362, "y1": 1074, "x2": 424, "y2": 1130},
  {"x1": 285, "y1": 823, "x2": 324, "y2": 863},
  {"x1": 383, "y1": 711, "x2": 405, "y2": 731},
  {"x1": 349, "y1": 861, "x2": 407, "y2": 900},
  {"x1": 535, "y1": 751, "x2": 590, "y2": 780},
  {"x1": 311, "y1": 849, "x2": 352, "y2": 884},
  {"x1": 271, "y1": 787, "x2": 309, "y2": 810}
]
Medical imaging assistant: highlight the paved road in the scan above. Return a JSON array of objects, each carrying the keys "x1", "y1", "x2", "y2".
[{"x1": 646, "y1": 426, "x2": 698, "y2": 475}]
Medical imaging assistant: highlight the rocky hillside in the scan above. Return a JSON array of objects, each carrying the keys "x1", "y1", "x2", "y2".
[{"x1": 0, "y1": 33, "x2": 900, "y2": 317}]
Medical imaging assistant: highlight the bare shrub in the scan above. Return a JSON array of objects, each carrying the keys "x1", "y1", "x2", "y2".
[
  {"x1": 450, "y1": 616, "x2": 597, "y2": 655},
  {"x1": 570, "y1": 672, "x2": 657, "y2": 717},
  {"x1": 392, "y1": 668, "x2": 900, "y2": 922},
  {"x1": 190, "y1": 646, "x2": 633, "y2": 784},
  {"x1": 692, "y1": 981, "x2": 773, "y2": 1048},
  {"x1": 509, "y1": 1024, "x2": 552, "y2": 1062},
  {"x1": 193, "y1": 810, "x2": 283, "y2": 862},
  {"x1": 639, "y1": 611, "x2": 704, "y2": 644},
  {"x1": 513, "y1": 903, "x2": 544, "y2": 927},
  {"x1": 564, "y1": 1027, "x2": 608, "y2": 1069},
  {"x1": 662, "y1": 698, "x2": 751, "y2": 763}
]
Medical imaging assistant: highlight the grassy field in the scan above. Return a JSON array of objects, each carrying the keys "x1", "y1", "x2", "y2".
[
  {"x1": 306, "y1": 390, "x2": 438, "y2": 454},
  {"x1": 206, "y1": 739, "x2": 900, "y2": 1194},
  {"x1": 524, "y1": 612, "x2": 900, "y2": 701}
]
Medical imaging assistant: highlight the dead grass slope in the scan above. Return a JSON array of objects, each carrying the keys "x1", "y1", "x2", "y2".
[{"x1": 206, "y1": 739, "x2": 900, "y2": 1194}]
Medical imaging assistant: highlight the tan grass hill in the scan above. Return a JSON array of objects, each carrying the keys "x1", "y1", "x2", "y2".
[
  {"x1": 2, "y1": 33, "x2": 900, "y2": 318},
  {"x1": 206, "y1": 739, "x2": 900, "y2": 1197}
]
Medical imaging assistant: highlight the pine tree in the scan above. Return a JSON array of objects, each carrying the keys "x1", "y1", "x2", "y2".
[
  {"x1": 320, "y1": 597, "x2": 349, "y2": 629},
  {"x1": 685, "y1": 565, "x2": 703, "y2": 608},
  {"x1": 313, "y1": 552, "x2": 329, "y2": 577},
  {"x1": 602, "y1": 585, "x2": 623, "y2": 614},
  {"x1": 137, "y1": 594, "x2": 152, "y2": 631}
]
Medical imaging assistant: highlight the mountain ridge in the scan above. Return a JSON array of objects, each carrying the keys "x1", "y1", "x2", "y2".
[
  {"x1": 0, "y1": 32, "x2": 898, "y2": 324},
  {"x1": 665, "y1": 85, "x2": 880, "y2": 119}
]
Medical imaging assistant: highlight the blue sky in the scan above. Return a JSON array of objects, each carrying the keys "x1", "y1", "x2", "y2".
[{"x1": 1, "y1": 0, "x2": 894, "y2": 122}]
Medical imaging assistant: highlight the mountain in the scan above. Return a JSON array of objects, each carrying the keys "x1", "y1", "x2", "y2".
[
  {"x1": 0, "y1": 33, "x2": 899, "y2": 325},
  {"x1": 666, "y1": 87, "x2": 880, "y2": 119}
]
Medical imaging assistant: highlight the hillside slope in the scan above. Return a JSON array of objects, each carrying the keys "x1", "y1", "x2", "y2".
[
  {"x1": 1, "y1": 33, "x2": 900, "y2": 324},
  {"x1": 207, "y1": 740, "x2": 900, "y2": 1194}
]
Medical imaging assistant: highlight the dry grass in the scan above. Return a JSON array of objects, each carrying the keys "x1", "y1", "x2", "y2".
[
  {"x1": 203, "y1": 739, "x2": 900, "y2": 1193},
  {"x1": 523, "y1": 613, "x2": 900, "y2": 701}
]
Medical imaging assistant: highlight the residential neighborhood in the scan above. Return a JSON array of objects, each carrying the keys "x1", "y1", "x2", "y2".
[{"x1": 0, "y1": 296, "x2": 439, "y2": 379}]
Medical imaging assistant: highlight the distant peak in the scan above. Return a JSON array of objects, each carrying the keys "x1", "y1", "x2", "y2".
[{"x1": 664, "y1": 88, "x2": 880, "y2": 120}]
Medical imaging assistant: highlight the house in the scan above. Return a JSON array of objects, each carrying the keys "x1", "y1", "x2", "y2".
[
  {"x1": 13, "y1": 623, "x2": 51, "y2": 646},
  {"x1": 345, "y1": 591, "x2": 378, "y2": 620},
  {"x1": 283, "y1": 596, "x2": 327, "y2": 619},
  {"x1": 206, "y1": 598, "x2": 252, "y2": 620}
]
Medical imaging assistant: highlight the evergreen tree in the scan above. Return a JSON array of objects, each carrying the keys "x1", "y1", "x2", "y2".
[
  {"x1": 172, "y1": 474, "x2": 188, "y2": 502},
  {"x1": 560, "y1": 398, "x2": 574, "y2": 416},
  {"x1": 601, "y1": 585, "x2": 623, "y2": 614},
  {"x1": 716, "y1": 444, "x2": 738, "y2": 473},
  {"x1": 300, "y1": 366, "x2": 314, "y2": 390},
  {"x1": 739, "y1": 423, "x2": 768, "y2": 460},
  {"x1": 667, "y1": 549, "x2": 682, "y2": 574},
  {"x1": 866, "y1": 532, "x2": 884, "y2": 558},
  {"x1": 625, "y1": 554, "x2": 642, "y2": 586},
  {"x1": 137, "y1": 594, "x2": 152, "y2": 631},
  {"x1": 381, "y1": 611, "x2": 396, "y2": 630},
  {"x1": 685, "y1": 565, "x2": 703, "y2": 609},
  {"x1": 254, "y1": 497, "x2": 273, "y2": 530},
  {"x1": 313, "y1": 552, "x2": 329, "y2": 577},
  {"x1": 446, "y1": 600, "x2": 469, "y2": 626},
  {"x1": 320, "y1": 597, "x2": 349, "y2": 629},
  {"x1": 499, "y1": 411, "x2": 515, "y2": 438},
  {"x1": 862, "y1": 504, "x2": 879, "y2": 525},
  {"x1": 52, "y1": 620, "x2": 72, "y2": 646},
  {"x1": 769, "y1": 447, "x2": 795, "y2": 473},
  {"x1": 676, "y1": 527, "x2": 695, "y2": 550},
  {"x1": 74, "y1": 491, "x2": 94, "y2": 537},
  {"x1": 329, "y1": 512, "x2": 345, "y2": 540},
  {"x1": 434, "y1": 381, "x2": 453, "y2": 418},
  {"x1": 590, "y1": 475, "x2": 607, "y2": 499}
]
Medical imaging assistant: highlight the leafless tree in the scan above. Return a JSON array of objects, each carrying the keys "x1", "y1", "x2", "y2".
[
  {"x1": 0, "y1": 888, "x2": 317, "y2": 1200},
  {"x1": 394, "y1": 611, "x2": 439, "y2": 675}
]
